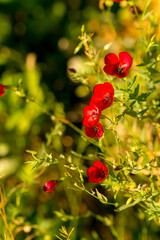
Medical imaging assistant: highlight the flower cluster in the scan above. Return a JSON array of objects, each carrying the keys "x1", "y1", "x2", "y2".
[
  {"x1": 82, "y1": 82, "x2": 114, "y2": 139},
  {"x1": 43, "y1": 161, "x2": 109, "y2": 192},
  {"x1": 82, "y1": 52, "x2": 132, "y2": 140},
  {"x1": 44, "y1": 52, "x2": 132, "y2": 191}
]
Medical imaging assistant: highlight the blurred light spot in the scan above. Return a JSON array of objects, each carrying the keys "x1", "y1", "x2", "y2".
[
  {"x1": 0, "y1": 14, "x2": 11, "y2": 42},
  {"x1": 26, "y1": 53, "x2": 37, "y2": 70},
  {"x1": 0, "y1": 158, "x2": 18, "y2": 178},
  {"x1": 0, "y1": 0, "x2": 11, "y2": 2},
  {"x1": 52, "y1": 2, "x2": 66, "y2": 18},
  {"x1": 0, "y1": 143, "x2": 9, "y2": 157},
  {"x1": 123, "y1": 37, "x2": 135, "y2": 48},
  {"x1": 14, "y1": 22, "x2": 26, "y2": 36},
  {"x1": 44, "y1": 235, "x2": 52, "y2": 240},
  {"x1": 104, "y1": 0, "x2": 114, "y2": 7},
  {"x1": 67, "y1": 22, "x2": 80, "y2": 38},
  {"x1": 15, "y1": 10, "x2": 27, "y2": 22},
  {"x1": 67, "y1": 111, "x2": 81, "y2": 122},
  {"x1": 58, "y1": 37, "x2": 70, "y2": 51},
  {"x1": 75, "y1": 85, "x2": 90, "y2": 98},
  {"x1": 68, "y1": 10, "x2": 80, "y2": 20},
  {"x1": 100, "y1": 25, "x2": 117, "y2": 43},
  {"x1": 52, "y1": 79, "x2": 65, "y2": 91},
  {"x1": 0, "y1": 47, "x2": 11, "y2": 64},
  {"x1": 94, "y1": 36, "x2": 104, "y2": 49},
  {"x1": 79, "y1": 202, "x2": 88, "y2": 214},
  {"x1": 87, "y1": 19, "x2": 99, "y2": 32},
  {"x1": 24, "y1": 226, "x2": 32, "y2": 233},
  {"x1": 104, "y1": 42, "x2": 112, "y2": 50},
  {"x1": 62, "y1": 136, "x2": 73, "y2": 147},
  {"x1": 18, "y1": 164, "x2": 34, "y2": 184},
  {"x1": 67, "y1": 56, "x2": 85, "y2": 73},
  {"x1": 120, "y1": 1, "x2": 128, "y2": 8},
  {"x1": 87, "y1": 75, "x2": 97, "y2": 85},
  {"x1": 67, "y1": 0, "x2": 81, "y2": 9},
  {"x1": 118, "y1": 9, "x2": 132, "y2": 26},
  {"x1": 32, "y1": 6, "x2": 45, "y2": 19},
  {"x1": 1, "y1": 46, "x2": 10, "y2": 56}
]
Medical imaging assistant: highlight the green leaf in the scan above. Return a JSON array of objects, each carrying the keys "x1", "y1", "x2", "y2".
[
  {"x1": 148, "y1": 67, "x2": 159, "y2": 74},
  {"x1": 129, "y1": 100, "x2": 136, "y2": 108},
  {"x1": 142, "y1": 10, "x2": 153, "y2": 20},
  {"x1": 95, "y1": 188, "x2": 108, "y2": 204},
  {"x1": 26, "y1": 150, "x2": 37, "y2": 154},
  {"x1": 138, "y1": 109, "x2": 148, "y2": 118},
  {"x1": 150, "y1": 34, "x2": 156, "y2": 42},
  {"x1": 126, "y1": 110, "x2": 137, "y2": 117},
  {"x1": 117, "y1": 199, "x2": 141, "y2": 212},
  {"x1": 128, "y1": 75, "x2": 137, "y2": 90},
  {"x1": 136, "y1": 63, "x2": 148, "y2": 67},
  {"x1": 74, "y1": 41, "x2": 83, "y2": 54},
  {"x1": 137, "y1": 92, "x2": 150, "y2": 101},
  {"x1": 154, "y1": 79, "x2": 160, "y2": 84},
  {"x1": 129, "y1": 84, "x2": 139, "y2": 99}
]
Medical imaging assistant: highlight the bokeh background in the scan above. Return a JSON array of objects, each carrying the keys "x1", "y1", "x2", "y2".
[{"x1": 0, "y1": 0, "x2": 160, "y2": 239}]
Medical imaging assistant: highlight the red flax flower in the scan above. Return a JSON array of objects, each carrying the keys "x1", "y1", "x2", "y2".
[
  {"x1": 103, "y1": 52, "x2": 133, "y2": 78},
  {"x1": 87, "y1": 161, "x2": 109, "y2": 183},
  {"x1": 90, "y1": 82, "x2": 114, "y2": 111},
  {"x1": 129, "y1": 6, "x2": 142, "y2": 15},
  {"x1": 85, "y1": 123, "x2": 104, "y2": 139},
  {"x1": 113, "y1": 0, "x2": 122, "y2": 2},
  {"x1": 43, "y1": 180, "x2": 59, "y2": 193},
  {"x1": 0, "y1": 84, "x2": 6, "y2": 96},
  {"x1": 82, "y1": 105, "x2": 101, "y2": 127}
]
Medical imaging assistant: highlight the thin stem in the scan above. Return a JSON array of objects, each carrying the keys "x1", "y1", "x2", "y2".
[
  {"x1": 84, "y1": 188, "x2": 115, "y2": 206},
  {"x1": 0, "y1": 187, "x2": 14, "y2": 240}
]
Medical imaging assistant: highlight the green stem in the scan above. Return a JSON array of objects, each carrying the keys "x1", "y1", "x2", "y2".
[{"x1": 84, "y1": 189, "x2": 115, "y2": 206}]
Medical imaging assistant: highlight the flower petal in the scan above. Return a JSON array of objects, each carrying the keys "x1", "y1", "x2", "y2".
[
  {"x1": 91, "y1": 82, "x2": 114, "y2": 110},
  {"x1": 0, "y1": 84, "x2": 6, "y2": 96},
  {"x1": 87, "y1": 167, "x2": 98, "y2": 183},
  {"x1": 93, "y1": 160, "x2": 105, "y2": 169},
  {"x1": 43, "y1": 180, "x2": 59, "y2": 193},
  {"x1": 87, "y1": 161, "x2": 109, "y2": 183},
  {"x1": 119, "y1": 52, "x2": 133, "y2": 72},
  {"x1": 103, "y1": 53, "x2": 119, "y2": 75},
  {"x1": 83, "y1": 105, "x2": 101, "y2": 127},
  {"x1": 85, "y1": 123, "x2": 104, "y2": 139},
  {"x1": 93, "y1": 82, "x2": 114, "y2": 97}
]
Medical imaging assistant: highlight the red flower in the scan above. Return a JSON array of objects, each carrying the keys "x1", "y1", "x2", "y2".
[
  {"x1": 87, "y1": 161, "x2": 109, "y2": 183},
  {"x1": 43, "y1": 180, "x2": 59, "y2": 193},
  {"x1": 0, "y1": 84, "x2": 6, "y2": 96},
  {"x1": 103, "y1": 52, "x2": 133, "y2": 78},
  {"x1": 85, "y1": 122, "x2": 104, "y2": 139},
  {"x1": 90, "y1": 82, "x2": 114, "y2": 110},
  {"x1": 113, "y1": 0, "x2": 122, "y2": 2},
  {"x1": 129, "y1": 6, "x2": 142, "y2": 15},
  {"x1": 68, "y1": 68, "x2": 76, "y2": 73},
  {"x1": 82, "y1": 105, "x2": 101, "y2": 127}
]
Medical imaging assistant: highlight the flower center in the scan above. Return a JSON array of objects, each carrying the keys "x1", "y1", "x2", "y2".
[
  {"x1": 93, "y1": 125, "x2": 99, "y2": 133},
  {"x1": 104, "y1": 93, "x2": 111, "y2": 101},
  {"x1": 93, "y1": 114, "x2": 98, "y2": 119},
  {"x1": 92, "y1": 111, "x2": 98, "y2": 120},
  {"x1": 97, "y1": 168, "x2": 105, "y2": 179},
  {"x1": 117, "y1": 63, "x2": 128, "y2": 74},
  {"x1": 117, "y1": 66, "x2": 124, "y2": 74}
]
